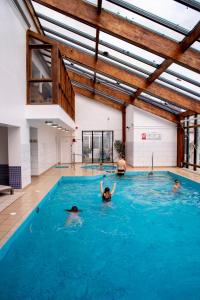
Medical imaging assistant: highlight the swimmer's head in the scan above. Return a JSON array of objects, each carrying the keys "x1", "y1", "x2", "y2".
[
  {"x1": 175, "y1": 179, "x2": 179, "y2": 184},
  {"x1": 66, "y1": 206, "x2": 81, "y2": 213},
  {"x1": 104, "y1": 187, "x2": 110, "y2": 193}
]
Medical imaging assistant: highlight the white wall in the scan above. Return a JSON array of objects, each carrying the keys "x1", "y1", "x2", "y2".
[
  {"x1": 30, "y1": 127, "x2": 38, "y2": 176},
  {"x1": 74, "y1": 94, "x2": 122, "y2": 162},
  {"x1": 32, "y1": 125, "x2": 72, "y2": 174},
  {"x1": 0, "y1": 1, "x2": 32, "y2": 187},
  {"x1": 37, "y1": 126, "x2": 57, "y2": 174},
  {"x1": 0, "y1": 0, "x2": 27, "y2": 127},
  {"x1": 61, "y1": 136, "x2": 73, "y2": 163},
  {"x1": 0, "y1": 1, "x2": 73, "y2": 186},
  {"x1": 0, "y1": 127, "x2": 8, "y2": 164},
  {"x1": 126, "y1": 106, "x2": 177, "y2": 167}
]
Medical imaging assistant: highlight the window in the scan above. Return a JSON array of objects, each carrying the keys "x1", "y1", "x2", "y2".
[{"x1": 82, "y1": 131, "x2": 113, "y2": 163}]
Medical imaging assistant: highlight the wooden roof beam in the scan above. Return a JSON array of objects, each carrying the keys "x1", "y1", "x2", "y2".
[
  {"x1": 28, "y1": 31, "x2": 200, "y2": 113},
  {"x1": 68, "y1": 70, "x2": 131, "y2": 104},
  {"x1": 97, "y1": 0, "x2": 103, "y2": 14},
  {"x1": 180, "y1": 21, "x2": 200, "y2": 51},
  {"x1": 32, "y1": 0, "x2": 200, "y2": 73},
  {"x1": 134, "y1": 99, "x2": 178, "y2": 123},
  {"x1": 69, "y1": 70, "x2": 178, "y2": 123},
  {"x1": 179, "y1": 110, "x2": 196, "y2": 119},
  {"x1": 24, "y1": 0, "x2": 44, "y2": 34},
  {"x1": 73, "y1": 86, "x2": 123, "y2": 111}
]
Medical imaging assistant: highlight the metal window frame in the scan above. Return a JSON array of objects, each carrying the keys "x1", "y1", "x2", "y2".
[{"x1": 82, "y1": 130, "x2": 114, "y2": 163}]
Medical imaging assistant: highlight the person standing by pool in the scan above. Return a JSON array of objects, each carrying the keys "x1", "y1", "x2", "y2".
[
  {"x1": 173, "y1": 179, "x2": 181, "y2": 193},
  {"x1": 65, "y1": 206, "x2": 82, "y2": 225},
  {"x1": 100, "y1": 181, "x2": 116, "y2": 203},
  {"x1": 116, "y1": 156, "x2": 127, "y2": 175}
]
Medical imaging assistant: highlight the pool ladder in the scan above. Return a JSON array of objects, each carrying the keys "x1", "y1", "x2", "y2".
[{"x1": 148, "y1": 152, "x2": 154, "y2": 175}]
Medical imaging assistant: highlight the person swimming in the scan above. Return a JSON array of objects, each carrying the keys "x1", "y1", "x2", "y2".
[
  {"x1": 116, "y1": 156, "x2": 126, "y2": 175},
  {"x1": 173, "y1": 179, "x2": 181, "y2": 193},
  {"x1": 100, "y1": 181, "x2": 116, "y2": 203},
  {"x1": 65, "y1": 206, "x2": 82, "y2": 225}
]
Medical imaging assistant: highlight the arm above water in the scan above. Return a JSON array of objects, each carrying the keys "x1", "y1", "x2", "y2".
[
  {"x1": 100, "y1": 181, "x2": 104, "y2": 195},
  {"x1": 111, "y1": 182, "x2": 116, "y2": 195}
]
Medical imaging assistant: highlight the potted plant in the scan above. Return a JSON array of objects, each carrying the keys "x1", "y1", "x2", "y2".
[{"x1": 114, "y1": 140, "x2": 125, "y2": 158}]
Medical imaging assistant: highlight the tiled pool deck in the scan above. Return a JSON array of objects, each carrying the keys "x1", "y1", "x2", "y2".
[{"x1": 0, "y1": 164, "x2": 199, "y2": 247}]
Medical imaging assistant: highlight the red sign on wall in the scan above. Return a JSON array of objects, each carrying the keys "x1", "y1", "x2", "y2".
[{"x1": 141, "y1": 133, "x2": 146, "y2": 140}]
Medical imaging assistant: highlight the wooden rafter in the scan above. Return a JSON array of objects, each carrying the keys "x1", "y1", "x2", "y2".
[
  {"x1": 28, "y1": 30, "x2": 200, "y2": 113},
  {"x1": 179, "y1": 110, "x2": 196, "y2": 119},
  {"x1": 180, "y1": 21, "x2": 200, "y2": 51},
  {"x1": 97, "y1": 0, "x2": 103, "y2": 14},
  {"x1": 58, "y1": 47, "x2": 200, "y2": 113},
  {"x1": 73, "y1": 86, "x2": 122, "y2": 111},
  {"x1": 68, "y1": 70, "x2": 131, "y2": 104},
  {"x1": 132, "y1": 21, "x2": 200, "y2": 101},
  {"x1": 24, "y1": 0, "x2": 44, "y2": 34},
  {"x1": 69, "y1": 70, "x2": 178, "y2": 123},
  {"x1": 32, "y1": 0, "x2": 200, "y2": 73},
  {"x1": 93, "y1": 28, "x2": 100, "y2": 83},
  {"x1": 133, "y1": 99, "x2": 178, "y2": 123},
  {"x1": 94, "y1": 1, "x2": 102, "y2": 85}
]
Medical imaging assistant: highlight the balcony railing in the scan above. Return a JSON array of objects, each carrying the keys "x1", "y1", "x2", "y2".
[{"x1": 27, "y1": 30, "x2": 75, "y2": 120}]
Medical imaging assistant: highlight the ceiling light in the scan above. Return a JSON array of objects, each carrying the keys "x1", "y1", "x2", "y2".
[
  {"x1": 57, "y1": 126, "x2": 62, "y2": 130},
  {"x1": 45, "y1": 121, "x2": 53, "y2": 126},
  {"x1": 52, "y1": 124, "x2": 58, "y2": 128}
]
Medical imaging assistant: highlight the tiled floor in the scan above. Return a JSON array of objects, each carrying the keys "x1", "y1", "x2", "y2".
[{"x1": 0, "y1": 164, "x2": 199, "y2": 247}]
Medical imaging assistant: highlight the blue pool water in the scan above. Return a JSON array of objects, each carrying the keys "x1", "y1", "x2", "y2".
[
  {"x1": 1, "y1": 172, "x2": 200, "y2": 300},
  {"x1": 81, "y1": 164, "x2": 116, "y2": 172}
]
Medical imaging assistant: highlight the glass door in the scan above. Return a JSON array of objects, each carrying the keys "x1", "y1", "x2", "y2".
[
  {"x1": 82, "y1": 131, "x2": 113, "y2": 163},
  {"x1": 82, "y1": 132, "x2": 92, "y2": 163},
  {"x1": 93, "y1": 131, "x2": 102, "y2": 163},
  {"x1": 103, "y1": 131, "x2": 113, "y2": 162}
]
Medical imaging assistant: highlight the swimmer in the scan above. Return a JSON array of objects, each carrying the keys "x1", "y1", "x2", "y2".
[
  {"x1": 173, "y1": 179, "x2": 181, "y2": 193},
  {"x1": 116, "y1": 156, "x2": 126, "y2": 176},
  {"x1": 65, "y1": 206, "x2": 82, "y2": 225},
  {"x1": 100, "y1": 181, "x2": 116, "y2": 204}
]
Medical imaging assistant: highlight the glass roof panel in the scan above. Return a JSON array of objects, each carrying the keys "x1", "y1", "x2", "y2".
[
  {"x1": 159, "y1": 72, "x2": 200, "y2": 97},
  {"x1": 100, "y1": 31, "x2": 164, "y2": 65},
  {"x1": 98, "y1": 55, "x2": 149, "y2": 78},
  {"x1": 85, "y1": 0, "x2": 97, "y2": 5},
  {"x1": 105, "y1": 0, "x2": 200, "y2": 31},
  {"x1": 166, "y1": 63, "x2": 200, "y2": 86},
  {"x1": 155, "y1": 79, "x2": 200, "y2": 101},
  {"x1": 39, "y1": 19, "x2": 96, "y2": 49},
  {"x1": 65, "y1": 60, "x2": 95, "y2": 75},
  {"x1": 95, "y1": 73, "x2": 137, "y2": 93},
  {"x1": 32, "y1": 1, "x2": 96, "y2": 36},
  {"x1": 98, "y1": 36, "x2": 156, "y2": 74},
  {"x1": 102, "y1": 1, "x2": 186, "y2": 41},
  {"x1": 140, "y1": 92, "x2": 186, "y2": 112},
  {"x1": 45, "y1": 32, "x2": 95, "y2": 55},
  {"x1": 191, "y1": 41, "x2": 200, "y2": 51}
]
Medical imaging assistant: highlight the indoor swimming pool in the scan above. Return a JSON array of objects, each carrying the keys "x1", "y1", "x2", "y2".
[{"x1": 0, "y1": 172, "x2": 200, "y2": 299}]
